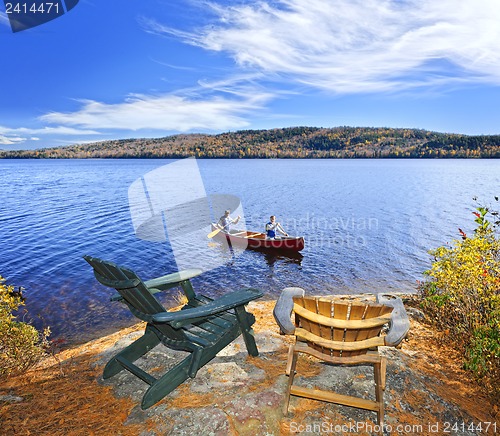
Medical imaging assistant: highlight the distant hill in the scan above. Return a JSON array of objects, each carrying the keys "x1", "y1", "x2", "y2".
[{"x1": 1, "y1": 126, "x2": 500, "y2": 158}]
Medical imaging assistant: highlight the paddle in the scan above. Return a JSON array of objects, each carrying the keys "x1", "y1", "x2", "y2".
[
  {"x1": 207, "y1": 226, "x2": 223, "y2": 238},
  {"x1": 244, "y1": 233, "x2": 263, "y2": 238}
]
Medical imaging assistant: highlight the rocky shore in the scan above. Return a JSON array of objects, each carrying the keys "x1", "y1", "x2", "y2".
[{"x1": 1, "y1": 299, "x2": 498, "y2": 435}]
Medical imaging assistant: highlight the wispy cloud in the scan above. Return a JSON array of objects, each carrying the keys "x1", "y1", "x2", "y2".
[
  {"x1": 0, "y1": 125, "x2": 101, "y2": 145},
  {"x1": 150, "y1": 57, "x2": 198, "y2": 71},
  {"x1": 1, "y1": 85, "x2": 272, "y2": 147},
  {"x1": 0, "y1": 135, "x2": 26, "y2": 145},
  {"x1": 0, "y1": 126, "x2": 100, "y2": 135},
  {"x1": 40, "y1": 90, "x2": 273, "y2": 131},
  {"x1": 144, "y1": 0, "x2": 500, "y2": 93}
]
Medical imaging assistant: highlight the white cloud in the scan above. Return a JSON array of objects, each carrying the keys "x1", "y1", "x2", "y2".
[
  {"x1": 40, "y1": 91, "x2": 272, "y2": 131},
  {"x1": 0, "y1": 125, "x2": 101, "y2": 146},
  {"x1": 0, "y1": 88, "x2": 272, "y2": 147},
  {"x1": 144, "y1": 0, "x2": 500, "y2": 93},
  {"x1": 0, "y1": 135, "x2": 26, "y2": 145},
  {"x1": 0, "y1": 125, "x2": 100, "y2": 136}
]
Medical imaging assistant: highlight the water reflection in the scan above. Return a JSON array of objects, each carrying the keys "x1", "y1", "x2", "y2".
[
  {"x1": 208, "y1": 237, "x2": 303, "y2": 267},
  {"x1": 261, "y1": 250, "x2": 304, "y2": 267}
]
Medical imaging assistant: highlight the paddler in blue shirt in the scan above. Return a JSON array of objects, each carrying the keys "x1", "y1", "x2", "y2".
[
  {"x1": 265, "y1": 215, "x2": 288, "y2": 239},
  {"x1": 218, "y1": 210, "x2": 240, "y2": 232}
]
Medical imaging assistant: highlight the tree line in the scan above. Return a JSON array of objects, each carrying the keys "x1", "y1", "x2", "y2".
[{"x1": 1, "y1": 126, "x2": 500, "y2": 158}]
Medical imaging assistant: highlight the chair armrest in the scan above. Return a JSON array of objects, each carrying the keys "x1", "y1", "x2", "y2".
[
  {"x1": 153, "y1": 288, "x2": 263, "y2": 328},
  {"x1": 144, "y1": 268, "x2": 203, "y2": 291},
  {"x1": 273, "y1": 287, "x2": 305, "y2": 335},
  {"x1": 377, "y1": 293, "x2": 410, "y2": 347},
  {"x1": 110, "y1": 269, "x2": 203, "y2": 302}
]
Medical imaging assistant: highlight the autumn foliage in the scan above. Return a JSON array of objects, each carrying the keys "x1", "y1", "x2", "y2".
[
  {"x1": 420, "y1": 200, "x2": 500, "y2": 401},
  {"x1": 0, "y1": 275, "x2": 50, "y2": 378},
  {"x1": 1, "y1": 127, "x2": 500, "y2": 159}
]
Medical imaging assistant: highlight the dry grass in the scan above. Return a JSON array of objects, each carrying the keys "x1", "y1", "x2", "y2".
[
  {"x1": 0, "y1": 323, "x2": 147, "y2": 436},
  {"x1": 400, "y1": 319, "x2": 499, "y2": 422},
  {"x1": 0, "y1": 354, "x2": 143, "y2": 435},
  {"x1": 1, "y1": 300, "x2": 498, "y2": 436}
]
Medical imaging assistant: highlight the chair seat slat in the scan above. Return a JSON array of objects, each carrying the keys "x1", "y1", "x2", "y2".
[
  {"x1": 183, "y1": 325, "x2": 218, "y2": 345},
  {"x1": 192, "y1": 319, "x2": 232, "y2": 337}
]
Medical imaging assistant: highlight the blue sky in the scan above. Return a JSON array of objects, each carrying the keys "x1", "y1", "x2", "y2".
[{"x1": 2, "y1": 0, "x2": 500, "y2": 150}]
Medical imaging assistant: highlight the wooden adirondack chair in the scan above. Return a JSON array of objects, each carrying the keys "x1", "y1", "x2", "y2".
[
  {"x1": 84, "y1": 255, "x2": 263, "y2": 409},
  {"x1": 273, "y1": 288, "x2": 410, "y2": 426}
]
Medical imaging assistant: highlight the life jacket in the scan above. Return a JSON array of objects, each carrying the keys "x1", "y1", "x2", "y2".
[{"x1": 266, "y1": 222, "x2": 276, "y2": 238}]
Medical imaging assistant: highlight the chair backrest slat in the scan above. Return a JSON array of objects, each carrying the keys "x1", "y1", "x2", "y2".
[
  {"x1": 349, "y1": 303, "x2": 383, "y2": 356},
  {"x1": 332, "y1": 301, "x2": 348, "y2": 357},
  {"x1": 85, "y1": 256, "x2": 165, "y2": 315},
  {"x1": 317, "y1": 299, "x2": 333, "y2": 356},
  {"x1": 84, "y1": 256, "x2": 187, "y2": 342},
  {"x1": 302, "y1": 296, "x2": 322, "y2": 354},
  {"x1": 96, "y1": 261, "x2": 150, "y2": 312},
  {"x1": 364, "y1": 304, "x2": 392, "y2": 338},
  {"x1": 342, "y1": 303, "x2": 366, "y2": 357}
]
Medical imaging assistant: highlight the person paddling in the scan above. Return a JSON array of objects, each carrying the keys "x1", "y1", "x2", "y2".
[
  {"x1": 217, "y1": 210, "x2": 240, "y2": 232},
  {"x1": 265, "y1": 215, "x2": 288, "y2": 239}
]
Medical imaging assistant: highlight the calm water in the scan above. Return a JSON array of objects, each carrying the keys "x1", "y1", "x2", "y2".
[{"x1": 1, "y1": 159, "x2": 499, "y2": 345}]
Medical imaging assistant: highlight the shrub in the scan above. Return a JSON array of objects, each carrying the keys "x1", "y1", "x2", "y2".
[
  {"x1": 0, "y1": 276, "x2": 50, "y2": 378},
  {"x1": 419, "y1": 200, "x2": 500, "y2": 400}
]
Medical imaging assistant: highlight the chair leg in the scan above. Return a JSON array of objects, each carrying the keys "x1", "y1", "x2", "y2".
[
  {"x1": 142, "y1": 325, "x2": 245, "y2": 409},
  {"x1": 374, "y1": 358, "x2": 386, "y2": 427},
  {"x1": 285, "y1": 343, "x2": 295, "y2": 376},
  {"x1": 142, "y1": 354, "x2": 192, "y2": 409},
  {"x1": 188, "y1": 348, "x2": 203, "y2": 378},
  {"x1": 104, "y1": 327, "x2": 161, "y2": 379},
  {"x1": 283, "y1": 345, "x2": 299, "y2": 415},
  {"x1": 380, "y1": 357, "x2": 387, "y2": 390},
  {"x1": 234, "y1": 306, "x2": 259, "y2": 356}
]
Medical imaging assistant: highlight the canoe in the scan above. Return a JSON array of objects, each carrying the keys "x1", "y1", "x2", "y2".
[{"x1": 211, "y1": 224, "x2": 305, "y2": 252}]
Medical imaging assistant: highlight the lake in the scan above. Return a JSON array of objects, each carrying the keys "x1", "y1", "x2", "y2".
[{"x1": 1, "y1": 158, "x2": 499, "y2": 345}]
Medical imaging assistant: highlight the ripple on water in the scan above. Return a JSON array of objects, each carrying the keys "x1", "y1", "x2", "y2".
[{"x1": 1, "y1": 158, "x2": 498, "y2": 345}]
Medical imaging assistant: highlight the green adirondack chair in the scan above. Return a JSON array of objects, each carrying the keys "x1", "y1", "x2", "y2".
[{"x1": 84, "y1": 255, "x2": 263, "y2": 409}]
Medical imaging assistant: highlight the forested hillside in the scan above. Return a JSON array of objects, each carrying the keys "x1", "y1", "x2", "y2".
[{"x1": 2, "y1": 126, "x2": 500, "y2": 158}]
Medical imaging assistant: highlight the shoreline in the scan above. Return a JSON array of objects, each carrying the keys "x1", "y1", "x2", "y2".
[
  {"x1": 48, "y1": 290, "x2": 420, "y2": 350},
  {"x1": 2, "y1": 297, "x2": 498, "y2": 435}
]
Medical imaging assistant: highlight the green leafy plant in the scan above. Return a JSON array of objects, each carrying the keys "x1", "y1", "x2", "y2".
[
  {"x1": 0, "y1": 276, "x2": 50, "y2": 378},
  {"x1": 419, "y1": 198, "x2": 500, "y2": 400}
]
